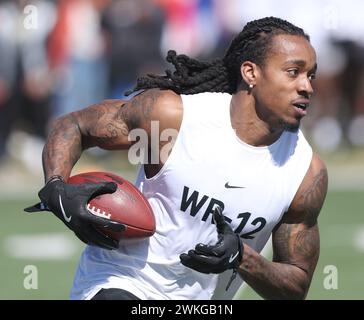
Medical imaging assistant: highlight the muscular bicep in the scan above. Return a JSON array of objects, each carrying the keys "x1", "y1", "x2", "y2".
[
  {"x1": 73, "y1": 99, "x2": 131, "y2": 150},
  {"x1": 272, "y1": 154, "x2": 328, "y2": 280},
  {"x1": 75, "y1": 89, "x2": 182, "y2": 151}
]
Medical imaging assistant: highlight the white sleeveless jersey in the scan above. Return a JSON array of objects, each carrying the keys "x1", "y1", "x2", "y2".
[{"x1": 70, "y1": 92, "x2": 313, "y2": 300}]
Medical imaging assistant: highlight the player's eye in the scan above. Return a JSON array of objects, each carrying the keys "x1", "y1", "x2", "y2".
[
  {"x1": 287, "y1": 69, "x2": 299, "y2": 77},
  {"x1": 308, "y1": 73, "x2": 316, "y2": 81}
]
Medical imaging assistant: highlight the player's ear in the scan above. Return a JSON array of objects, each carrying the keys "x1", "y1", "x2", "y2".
[{"x1": 240, "y1": 61, "x2": 258, "y2": 88}]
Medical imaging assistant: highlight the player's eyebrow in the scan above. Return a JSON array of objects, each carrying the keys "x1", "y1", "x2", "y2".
[
  {"x1": 285, "y1": 59, "x2": 306, "y2": 67},
  {"x1": 285, "y1": 60, "x2": 317, "y2": 71}
]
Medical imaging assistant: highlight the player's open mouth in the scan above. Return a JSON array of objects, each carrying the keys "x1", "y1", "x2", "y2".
[
  {"x1": 293, "y1": 103, "x2": 308, "y2": 110},
  {"x1": 292, "y1": 101, "x2": 309, "y2": 116}
]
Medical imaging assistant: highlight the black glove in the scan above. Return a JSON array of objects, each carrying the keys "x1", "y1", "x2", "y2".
[
  {"x1": 180, "y1": 206, "x2": 243, "y2": 290},
  {"x1": 24, "y1": 177, "x2": 125, "y2": 250}
]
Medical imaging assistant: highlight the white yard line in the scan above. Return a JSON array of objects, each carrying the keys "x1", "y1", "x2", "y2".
[
  {"x1": 353, "y1": 227, "x2": 364, "y2": 253},
  {"x1": 4, "y1": 233, "x2": 80, "y2": 260}
]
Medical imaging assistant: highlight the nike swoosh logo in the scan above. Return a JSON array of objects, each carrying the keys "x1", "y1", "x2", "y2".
[
  {"x1": 228, "y1": 251, "x2": 239, "y2": 263},
  {"x1": 225, "y1": 182, "x2": 245, "y2": 189},
  {"x1": 59, "y1": 195, "x2": 72, "y2": 223}
]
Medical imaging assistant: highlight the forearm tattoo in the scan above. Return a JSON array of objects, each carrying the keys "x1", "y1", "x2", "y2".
[{"x1": 42, "y1": 113, "x2": 82, "y2": 182}]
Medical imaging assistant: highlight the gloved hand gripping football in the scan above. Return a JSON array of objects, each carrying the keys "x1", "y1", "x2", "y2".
[
  {"x1": 180, "y1": 206, "x2": 244, "y2": 290},
  {"x1": 24, "y1": 177, "x2": 125, "y2": 250}
]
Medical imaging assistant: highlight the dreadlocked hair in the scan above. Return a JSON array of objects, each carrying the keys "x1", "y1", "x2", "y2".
[{"x1": 125, "y1": 17, "x2": 309, "y2": 96}]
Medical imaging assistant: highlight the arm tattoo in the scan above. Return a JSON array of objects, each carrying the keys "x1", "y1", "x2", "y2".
[
  {"x1": 43, "y1": 113, "x2": 82, "y2": 182},
  {"x1": 294, "y1": 225, "x2": 319, "y2": 258},
  {"x1": 89, "y1": 89, "x2": 162, "y2": 146},
  {"x1": 295, "y1": 168, "x2": 328, "y2": 226},
  {"x1": 272, "y1": 167, "x2": 327, "y2": 282},
  {"x1": 238, "y1": 165, "x2": 327, "y2": 299},
  {"x1": 79, "y1": 101, "x2": 129, "y2": 148},
  {"x1": 116, "y1": 88, "x2": 162, "y2": 131},
  {"x1": 274, "y1": 169, "x2": 327, "y2": 252},
  {"x1": 42, "y1": 89, "x2": 164, "y2": 182}
]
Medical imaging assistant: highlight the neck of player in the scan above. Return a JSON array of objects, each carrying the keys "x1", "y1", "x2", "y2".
[{"x1": 230, "y1": 89, "x2": 284, "y2": 147}]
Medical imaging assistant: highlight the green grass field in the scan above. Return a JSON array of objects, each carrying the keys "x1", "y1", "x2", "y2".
[{"x1": 1, "y1": 190, "x2": 363, "y2": 299}]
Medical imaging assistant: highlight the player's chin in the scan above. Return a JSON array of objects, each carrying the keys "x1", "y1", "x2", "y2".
[{"x1": 281, "y1": 119, "x2": 301, "y2": 132}]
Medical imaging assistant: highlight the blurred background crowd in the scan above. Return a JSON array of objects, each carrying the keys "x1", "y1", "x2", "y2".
[
  {"x1": 0, "y1": 0, "x2": 364, "y2": 171},
  {"x1": 0, "y1": 0, "x2": 363, "y2": 300}
]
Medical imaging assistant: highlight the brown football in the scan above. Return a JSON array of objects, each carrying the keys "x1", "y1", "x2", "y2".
[{"x1": 67, "y1": 171, "x2": 155, "y2": 240}]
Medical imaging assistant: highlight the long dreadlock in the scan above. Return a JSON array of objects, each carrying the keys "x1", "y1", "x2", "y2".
[{"x1": 125, "y1": 17, "x2": 309, "y2": 96}]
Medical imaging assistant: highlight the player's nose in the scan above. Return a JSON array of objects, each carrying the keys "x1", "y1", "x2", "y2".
[{"x1": 298, "y1": 77, "x2": 314, "y2": 98}]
